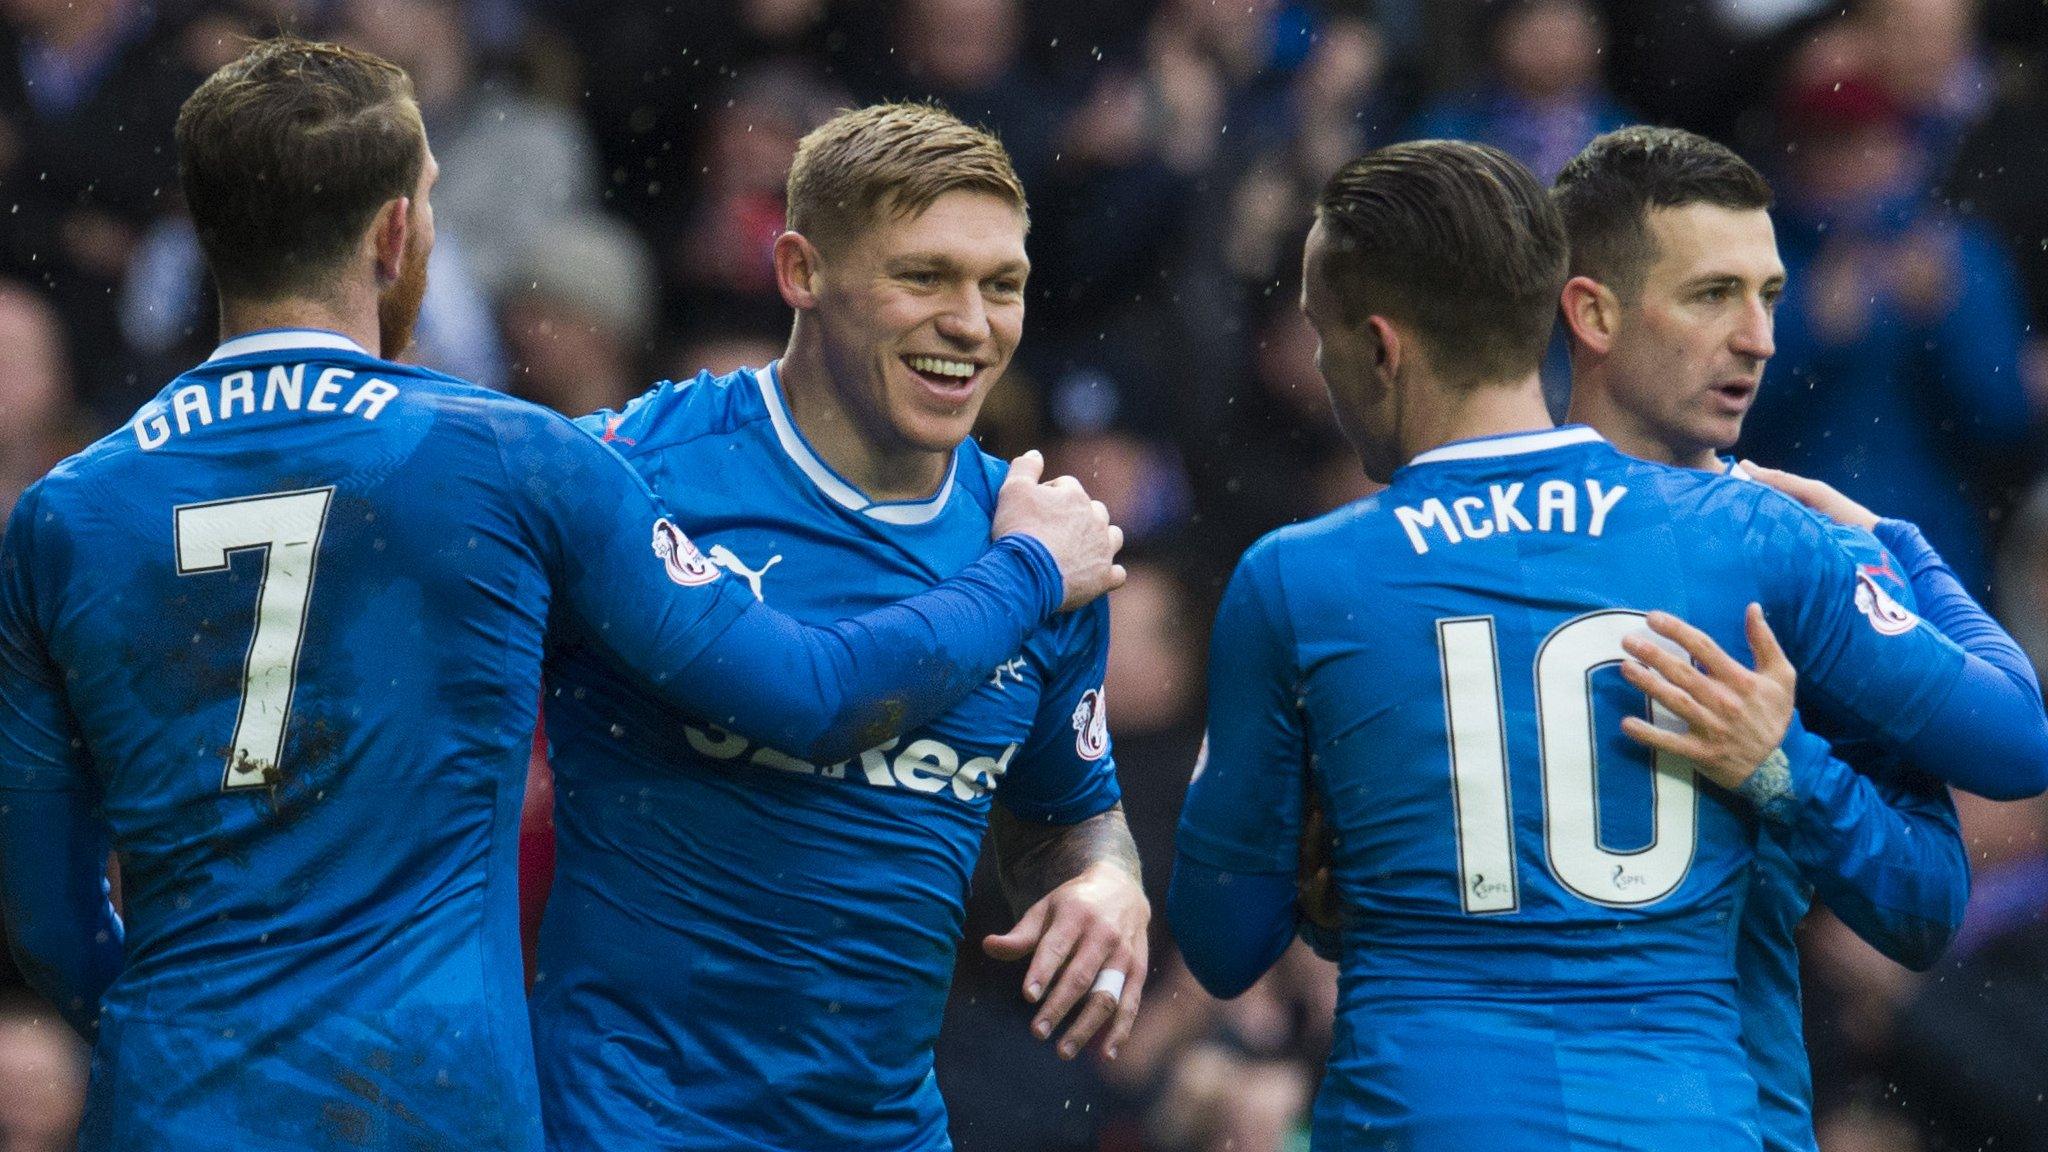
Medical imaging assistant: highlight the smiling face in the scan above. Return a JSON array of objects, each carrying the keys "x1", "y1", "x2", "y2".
[
  {"x1": 1603, "y1": 203, "x2": 1783, "y2": 465},
  {"x1": 806, "y1": 189, "x2": 1029, "y2": 459}
]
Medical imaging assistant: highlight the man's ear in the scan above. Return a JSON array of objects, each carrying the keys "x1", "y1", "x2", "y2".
[
  {"x1": 773, "y1": 231, "x2": 824, "y2": 310},
  {"x1": 1560, "y1": 275, "x2": 1621, "y2": 356},
  {"x1": 369, "y1": 196, "x2": 411, "y2": 286},
  {"x1": 1366, "y1": 314, "x2": 1402, "y2": 382}
]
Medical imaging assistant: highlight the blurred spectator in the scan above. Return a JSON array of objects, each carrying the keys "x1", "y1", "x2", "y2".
[
  {"x1": 1097, "y1": 558, "x2": 1205, "y2": 921},
  {"x1": 1189, "y1": 298, "x2": 1363, "y2": 563},
  {"x1": 1805, "y1": 788, "x2": 2048, "y2": 1152},
  {"x1": 1940, "y1": 23, "x2": 2048, "y2": 417},
  {"x1": 1409, "y1": 0, "x2": 1630, "y2": 182},
  {"x1": 1045, "y1": 434, "x2": 1193, "y2": 547},
  {"x1": 501, "y1": 214, "x2": 657, "y2": 417},
  {"x1": 665, "y1": 63, "x2": 842, "y2": 348},
  {"x1": 1218, "y1": 15, "x2": 1401, "y2": 290},
  {"x1": 0, "y1": 990, "x2": 86, "y2": 1152},
  {"x1": 1852, "y1": 0, "x2": 1995, "y2": 174},
  {"x1": 0, "y1": 0, "x2": 201, "y2": 417},
  {"x1": 1882, "y1": 792, "x2": 2048, "y2": 1152},
  {"x1": 866, "y1": 0, "x2": 1059, "y2": 192},
  {"x1": 1018, "y1": 61, "x2": 1200, "y2": 444},
  {"x1": 1816, "y1": 1099, "x2": 1927, "y2": 1152},
  {"x1": 1995, "y1": 480, "x2": 2048, "y2": 678},
  {"x1": 1741, "y1": 65, "x2": 2033, "y2": 594},
  {"x1": 1101, "y1": 945, "x2": 1335, "y2": 1152},
  {"x1": 1019, "y1": 0, "x2": 1326, "y2": 446},
  {"x1": 119, "y1": 212, "x2": 508, "y2": 389},
  {"x1": 0, "y1": 282, "x2": 87, "y2": 527},
  {"x1": 664, "y1": 333, "x2": 788, "y2": 387},
  {"x1": 341, "y1": 0, "x2": 600, "y2": 302}
]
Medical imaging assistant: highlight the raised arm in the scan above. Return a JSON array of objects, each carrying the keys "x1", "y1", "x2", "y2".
[
  {"x1": 505, "y1": 408, "x2": 1123, "y2": 765},
  {"x1": 1745, "y1": 463, "x2": 2048, "y2": 799},
  {"x1": 1619, "y1": 609, "x2": 1968, "y2": 969}
]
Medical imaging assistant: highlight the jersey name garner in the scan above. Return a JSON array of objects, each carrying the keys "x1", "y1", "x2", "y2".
[
  {"x1": 135, "y1": 364, "x2": 401, "y2": 450},
  {"x1": 1395, "y1": 479, "x2": 1628, "y2": 555}
]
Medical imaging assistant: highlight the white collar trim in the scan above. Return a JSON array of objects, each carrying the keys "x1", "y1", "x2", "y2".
[
  {"x1": 1408, "y1": 426, "x2": 1603, "y2": 466},
  {"x1": 205, "y1": 329, "x2": 368, "y2": 363},
  {"x1": 756, "y1": 361, "x2": 956, "y2": 525}
]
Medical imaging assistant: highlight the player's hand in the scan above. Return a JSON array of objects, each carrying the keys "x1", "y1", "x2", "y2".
[
  {"x1": 992, "y1": 450, "x2": 1127, "y2": 611},
  {"x1": 1740, "y1": 461, "x2": 1879, "y2": 531},
  {"x1": 1618, "y1": 605, "x2": 1796, "y2": 791},
  {"x1": 982, "y1": 861, "x2": 1151, "y2": 1061},
  {"x1": 1295, "y1": 790, "x2": 1341, "y2": 960}
]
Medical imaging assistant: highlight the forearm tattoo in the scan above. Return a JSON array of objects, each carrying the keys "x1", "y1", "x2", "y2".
[{"x1": 990, "y1": 803, "x2": 1143, "y2": 917}]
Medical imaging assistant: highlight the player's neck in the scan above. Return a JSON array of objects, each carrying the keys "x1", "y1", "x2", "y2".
[
  {"x1": 1566, "y1": 385, "x2": 1720, "y2": 472},
  {"x1": 217, "y1": 296, "x2": 381, "y2": 360},
  {"x1": 777, "y1": 347, "x2": 952, "y2": 503},
  {"x1": 1404, "y1": 372, "x2": 1554, "y2": 462}
]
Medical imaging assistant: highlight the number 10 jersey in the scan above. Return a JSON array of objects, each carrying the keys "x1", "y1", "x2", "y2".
[{"x1": 1179, "y1": 426, "x2": 1970, "y2": 1151}]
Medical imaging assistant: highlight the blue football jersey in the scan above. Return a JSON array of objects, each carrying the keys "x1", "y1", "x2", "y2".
[
  {"x1": 0, "y1": 332, "x2": 1066, "y2": 1152},
  {"x1": 1180, "y1": 426, "x2": 1972, "y2": 1151},
  {"x1": 530, "y1": 363, "x2": 1121, "y2": 1152},
  {"x1": 1724, "y1": 480, "x2": 1964, "y2": 1152}
]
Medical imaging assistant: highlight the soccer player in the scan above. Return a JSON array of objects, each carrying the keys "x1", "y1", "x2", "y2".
[
  {"x1": 528, "y1": 103, "x2": 1149, "y2": 1151},
  {"x1": 1551, "y1": 124, "x2": 2046, "y2": 1152},
  {"x1": 1168, "y1": 140, "x2": 2048, "y2": 1150},
  {"x1": 0, "y1": 41, "x2": 1126, "y2": 1151}
]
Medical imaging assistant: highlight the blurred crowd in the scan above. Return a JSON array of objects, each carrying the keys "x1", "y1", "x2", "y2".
[{"x1": 3, "y1": 0, "x2": 2047, "y2": 1149}]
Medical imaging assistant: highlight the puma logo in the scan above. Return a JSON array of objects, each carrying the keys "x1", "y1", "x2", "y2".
[{"x1": 707, "y1": 545, "x2": 782, "y2": 601}]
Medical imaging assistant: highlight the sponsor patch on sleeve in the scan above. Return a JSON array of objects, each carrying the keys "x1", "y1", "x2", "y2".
[
  {"x1": 1854, "y1": 567, "x2": 1919, "y2": 635},
  {"x1": 1071, "y1": 687, "x2": 1110, "y2": 761},
  {"x1": 652, "y1": 518, "x2": 720, "y2": 586}
]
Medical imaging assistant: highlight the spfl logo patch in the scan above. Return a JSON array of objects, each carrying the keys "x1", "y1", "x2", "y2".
[
  {"x1": 652, "y1": 518, "x2": 720, "y2": 586},
  {"x1": 1071, "y1": 687, "x2": 1110, "y2": 761},
  {"x1": 1854, "y1": 568, "x2": 1918, "y2": 636}
]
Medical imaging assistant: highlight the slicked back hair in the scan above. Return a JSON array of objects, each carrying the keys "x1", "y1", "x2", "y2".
[
  {"x1": 1314, "y1": 140, "x2": 1569, "y2": 387},
  {"x1": 1551, "y1": 126, "x2": 1773, "y2": 301},
  {"x1": 177, "y1": 37, "x2": 426, "y2": 302},
  {"x1": 786, "y1": 102, "x2": 1027, "y2": 253}
]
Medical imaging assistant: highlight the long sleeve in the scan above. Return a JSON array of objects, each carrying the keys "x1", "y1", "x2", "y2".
[
  {"x1": 1875, "y1": 518, "x2": 2040, "y2": 694},
  {"x1": 499, "y1": 405, "x2": 1065, "y2": 766},
  {"x1": 0, "y1": 789, "x2": 124, "y2": 1036},
  {"x1": 1742, "y1": 726, "x2": 1967, "y2": 971},
  {"x1": 0, "y1": 485, "x2": 125, "y2": 1036},
  {"x1": 1750, "y1": 492, "x2": 2048, "y2": 801},
  {"x1": 1170, "y1": 540, "x2": 1308, "y2": 999},
  {"x1": 1871, "y1": 517, "x2": 2048, "y2": 800}
]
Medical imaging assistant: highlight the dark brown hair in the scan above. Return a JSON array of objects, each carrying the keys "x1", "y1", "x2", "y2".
[
  {"x1": 176, "y1": 37, "x2": 426, "y2": 301},
  {"x1": 786, "y1": 102, "x2": 1027, "y2": 252},
  {"x1": 1314, "y1": 140, "x2": 1568, "y2": 386},
  {"x1": 1551, "y1": 126, "x2": 1773, "y2": 300}
]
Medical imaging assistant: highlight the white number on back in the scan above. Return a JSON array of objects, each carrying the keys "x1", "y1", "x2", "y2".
[
  {"x1": 173, "y1": 488, "x2": 335, "y2": 790},
  {"x1": 1439, "y1": 611, "x2": 1698, "y2": 912}
]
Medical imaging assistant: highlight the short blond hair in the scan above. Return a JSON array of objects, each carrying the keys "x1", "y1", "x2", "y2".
[{"x1": 786, "y1": 102, "x2": 1027, "y2": 252}]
